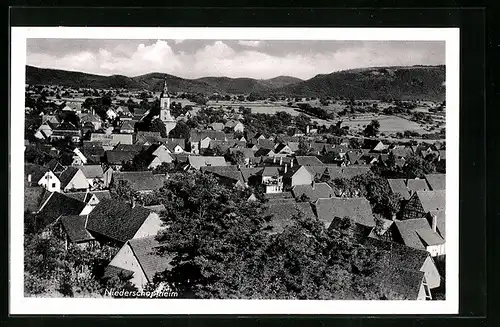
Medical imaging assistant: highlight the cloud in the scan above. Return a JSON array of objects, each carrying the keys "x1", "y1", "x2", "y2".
[
  {"x1": 26, "y1": 39, "x2": 445, "y2": 79},
  {"x1": 238, "y1": 40, "x2": 261, "y2": 47}
]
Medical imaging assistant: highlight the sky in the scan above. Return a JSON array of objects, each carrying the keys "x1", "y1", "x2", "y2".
[{"x1": 26, "y1": 39, "x2": 445, "y2": 80}]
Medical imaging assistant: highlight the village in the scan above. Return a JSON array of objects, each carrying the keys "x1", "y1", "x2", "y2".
[{"x1": 24, "y1": 78, "x2": 446, "y2": 300}]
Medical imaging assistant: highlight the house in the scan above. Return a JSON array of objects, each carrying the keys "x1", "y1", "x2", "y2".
[
  {"x1": 80, "y1": 114, "x2": 102, "y2": 130},
  {"x1": 143, "y1": 144, "x2": 174, "y2": 167},
  {"x1": 282, "y1": 165, "x2": 314, "y2": 188},
  {"x1": 274, "y1": 143, "x2": 294, "y2": 155},
  {"x1": 34, "y1": 121, "x2": 55, "y2": 140},
  {"x1": 228, "y1": 148, "x2": 255, "y2": 166},
  {"x1": 388, "y1": 179, "x2": 411, "y2": 200},
  {"x1": 119, "y1": 120, "x2": 135, "y2": 134},
  {"x1": 105, "y1": 151, "x2": 137, "y2": 170},
  {"x1": 225, "y1": 120, "x2": 244, "y2": 133},
  {"x1": 47, "y1": 159, "x2": 67, "y2": 174},
  {"x1": 295, "y1": 156, "x2": 324, "y2": 166},
  {"x1": 72, "y1": 148, "x2": 88, "y2": 165},
  {"x1": 402, "y1": 190, "x2": 445, "y2": 220},
  {"x1": 35, "y1": 191, "x2": 87, "y2": 228},
  {"x1": 364, "y1": 238, "x2": 442, "y2": 290},
  {"x1": 50, "y1": 129, "x2": 82, "y2": 143},
  {"x1": 424, "y1": 174, "x2": 446, "y2": 191},
  {"x1": 104, "y1": 236, "x2": 172, "y2": 290},
  {"x1": 86, "y1": 199, "x2": 164, "y2": 247},
  {"x1": 314, "y1": 197, "x2": 376, "y2": 228},
  {"x1": 392, "y1": 218, "x2": 445, "y2": 257},
  {"x1": 263, "y1": 199, "x2": 316, "y2": 234},
  {"x1": 24, "y1": 185, "x2": 47, "y2": 213},
  {"x1": 74, "y1": 165, "x2": 105, "y2": 188},
  {"x1": 189, "y1": 130, "x2": 226, "y2": 154},
  {"x1": 371, "y1": 141, "x2": 389, "y2": 153},
  {"x1": 112, "y1": 171, "x2": 168, "y2": 193},
  {"x1": 38, "y1": 170, "x2": 61, "y2": 192},
  {"x1": 106, "y1": 108, "x2": 118, "y2": 120},
  {"x1": 209, "y1": 122, "x2": 225, "y2": 131},
  {"x1": 82, "y1": 141, "x2": 105, "y2": 164},
  {"x1": 58, "y1": 167, "x2": 90, "y2": 192},
  {"x1": 261, "y1": 166, "x2": 283, "y2": 194},
  {"x1": 200, "y1": 166, "x2": 245, "y2": 188},
  {"x1": 406, "y1": 179, "x2": 430, "y2": 194},
  {"x1": 325, "y1": 165, "x2": 371, "y2": 181},
  {"x1": 254, "y1": 139, "x2": 275, "y2": 150},
  {"x1": 164, "y1": 139, "x2": 185, "y2": 154},
  {"x1": 41, "y1": 114, "x2": 60, "y2": 125},
  {"x1": 59, "y1": 215, "x2": 97, "y2": 249},
  {"x1": 291, "y1": 182, "x2": 334, "y2": 202},
  {"x1": 186, "y1": 156, "x2": 227, "y2": 170}
]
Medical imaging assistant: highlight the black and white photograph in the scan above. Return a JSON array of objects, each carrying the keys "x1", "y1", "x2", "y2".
[{"x1": 10, "y1": 27, "x2": 459, "y2": 315}]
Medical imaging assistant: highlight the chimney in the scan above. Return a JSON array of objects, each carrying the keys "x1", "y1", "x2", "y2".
[
  {"x1": 284, "y1": 164, "x2": 288, "y2": 174},
  {"x1": 311, "y1": 180, "x2": 315, "y2": 190},
  {"x1": 290, "y1": 160, "x2": 294, "y2": 168},
  {"x1": 273, "y1": 156, "x2": 276, "y2": 163},
  {"x1": 391, "y1": 214, "x2": 396, "y2": 221},
  {"x1": 279, "y1": 157, "x2": 283, "y2": 165},
  {"x1": 306, "y1": 125, "x2": 310, "y2": 134},
  {"x1": 432, "y1": 215, "x2": 437, "y2": 232},
  {"x1": 27, "y1": 174, "x2": 32, "y2": 184},
  {"x1": 131, "y1": 197, "x2": 136, "y2": 208}
]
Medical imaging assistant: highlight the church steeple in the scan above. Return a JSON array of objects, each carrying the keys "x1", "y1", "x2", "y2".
[{"x1": 161, "y1": 78, "x2": 168, "y2": 98}]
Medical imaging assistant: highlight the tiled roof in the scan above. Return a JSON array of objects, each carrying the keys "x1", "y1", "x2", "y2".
[
  {"x1": 74, "y1": 165, "x2": 103, "y2": 179},
  {"x1": 296, "y1": 156, "x2": 324, "y2": 166},
  {"x1": 128, "y1": 236, "x2": 173, "y2": 283},
  {"x1": 416, "y1": 190, "x2": 446, "y2": 212},
  {"x1": 106, "y1": 151, "x2": 136, "y2": 164},
  {"x1": 314, "y1": 197, "x2": 375, "y2": 227},
  {"x1": 394, "y1": 218, "x2": 444, "y2": 250},
  {"x1": 388, "y1": 179, "x2": 411, "y2": 200},
  {"x1": 263, "y1": 199, "x2": 316, "y2": 233},
  {"x1": 60, "y1": 215, "x2": 95, "y2": 243},
  {"x1": 210, "y1": 122, "x2": 225, "y2": 131},
  {"x1": 58, "y1": 167, "x2": 81, "y2": 190},
  {"x1": 228, "y1": 147, "x2": 255, "y2": 158},
  {"x1": 188, "y1": 156, "x2": 227, "y2": 170},
  {"x1": 200, "y1": 166, "x2": 245, "y2": 184},
  {"x1": 406, "y1": 179, "x2": 429, "y2": 192},
  {"x1": 424, "y1": 174, "x2": 446, "y2": 191},
  {"x1": 378, "y1": 266, "x2": 425, "y2": 300},
  {"x1": 364, "y1": 238, "x2": 430, "y2": 271},
  {"x1": 189, "y1": 129, "x2": 226, "y2": 142},
  {"x1": 428, "y1": 210, "x2": 445, "y2": 239},
  {"x1": 113, "y1": 171, "x2": 168, "y2": 192},
  {"x1": 25, "y1": 163, "x2": 49, "y2": 185},
  {"x1": 416, "y1": 229, "x2": 445, "y2": 246},
  {"x1": 113, "y1": 144, "x2": 147, "y2": 153},
  {"x1": 292, "y1": 183, "x2": 334, "y2": 202},
  {"x1": 36, "y1": 192, "x2": 87, "y2": 227},
  {"x1": 86, "y1": 199, "x2": 154, "y2": 243},
  {"x1": 261, "y1": 166, "x2": 280, "y2": 177},
  {"x1": 24, "y1": 186, "x2": 47, "y2": 212},
  {"x1": 239, "y1": 167, "x2": 264, "y2": 183},
  {"x1": 143, "y1": 204, "x2": 166, "y2": 213},
  {"x1": 326, "y1": 165, "x2": 370, "y2": 180}
]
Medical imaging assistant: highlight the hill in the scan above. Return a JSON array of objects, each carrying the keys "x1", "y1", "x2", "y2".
[
  {"x1": 273, "y1": 65, "x2": 445, "y2": 101},
  {"x1": 26, "y1": 65, "x2": 445, "y2": 100}
]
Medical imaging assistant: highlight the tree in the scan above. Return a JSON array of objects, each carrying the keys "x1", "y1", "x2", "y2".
[
  {"x1": 110, "y1": 179, "x2": 140, "y2": 205},
  {"x1": 296, "y1": 137, "x2": 310, "y2": 156},
  {"x1": 226, "y1": 150, "x2": 246, "y2": 166},
  {"x1": 168, "y1": 121, "x2": 191, "y2": 140},
  {"x1": 402, "y1": 154, "x2": 436, "y2": 178},
  {"x1": 152, "y1": 172, "x2": 386, "y2": 299},
  {"x1": 363, "y1": 120, "x2": 380, "y2": 137},
  {"x1": 295, "y1": 113, "x2": 311, "y2": 132},
  {"x1": 150, "y1": 119, "x2": 167, "y2": 138}
]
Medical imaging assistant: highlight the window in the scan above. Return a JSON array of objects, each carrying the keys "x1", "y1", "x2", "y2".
[
  {"x1": 422, "y1": 280, "x2": 432, "y2": 300},
  {"x1": 52, "y1": 183, "x2": 56, "y2": 188}
]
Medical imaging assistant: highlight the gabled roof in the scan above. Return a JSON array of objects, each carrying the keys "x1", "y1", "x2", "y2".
[
  {"x1": 261, "y1": 166, "x2": 280, "y2": 177},
  {"x1": 200, "y1": 166, "x2": 245, "y2": 185},
  {"x1": 187, "y1": 156, "x2": 227, "y2": 170},
  {"x1": 377, "y1": 266, "x2": 425, "y2": 300},
  {"x1": 394, "y1": 218, "x2": 444, "y2": 250},
  {"x1": 228, "y1": 147, "x2": 255, "y2": 158},
  {"x1": 58, "y1": 167, "x2": 81, "y2": 190},
  {"x1": 36, "y1": 192, "x2": 87, "y2": 227},
  {"x1": 314, "y1": 197, "x2": 375, "y2": 227},
  {"x1": 46, "y1": 159, "x2": 66, "y2": 173},
  {"x1": 416, "y1": 190, "x2": 446, "y2": 212},
  {"x1": 255, "y1": 139, "x2": 275, "y2": 150},
  {"x1": 424, "y1": 174, "x2": 446, "y2": 191},
  {"x1": 113, "y1": 171, "x2": 168, "y2": 192},
  {"x1": 86, "y1": 199, "x2": 155, "y2": 243},
  {"x1": 264, "y1": 199, "x2": 316, "y2": 233},
  {"x1": 428, "y1": 210, "x2": 446, "y2": 239},
  {"x1": 113, "y1": 143, "x2": 147, "y2": 153},
  {"x1": 128, "y1": 236, "x2": 173, "y2": 283},
  {"x1": 106, "y1": 151, "x2": 136, "y2": 164},
  {"x1": 60, "y1": 215, "x2": 95, "y2": 243},
  {"x1": 388, "y1": 179, "x2": 411, "y2": 200},
  {"x1": 326, "y1": 165, "x2": 370, "y2": 180},
  {"x1": 120, "y1": 120, "x2": 135, "y2": 131},
  {"x1": 189, "y1": 129, "x2": 226, "y2": 142},
  {"x1": 74, "y1": 165, "x2": 104, "y2": 179},
  {"x1": 80, "y1": 114, "x2": 101, "y2": 123},
  {"x1": 346, "y1": 150, "x2": 363, "y2": 165},
  {"x1": 210, "y1": 122, "x2": 225, "y2": 131},
  {"x1": 239, "y1": 167, "x2": 264, "y2": 183},
  {"x1": 292, "y1": 183, "x2": 334, "y2": 202},
  {"x1": 295, "y1": 156, "x2": 324, "y2": 166},
  {"x1": 406, "y1": 179, "x2": 430, "y2": 193}
]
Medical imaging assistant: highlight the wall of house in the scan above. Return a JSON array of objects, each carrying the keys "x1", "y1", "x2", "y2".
[
  {"x1": 291, "y1": 167, "x2": 313, "y2": 187},
  {"x1": 38, "y1": 171, "x2": 61, "y2": 192},
  {"x1": 421, "y1": 256, "x2": 441, "y2": 289},
  {"x1": 148, "y1": 157, "x2": 163, "y2": 169},
  {"x1": 103, "y1": 168, "x2": 113, "y2": 188},
  {"x1": 63, "y1": 170, "x2": 90, "y2": 191},
  {"x1": 133, "y1": 213, "x2": 163, "y2": 239},
  {"x1": 402, "y1": 194, "x2": 426, "y2": 220},
  {"x1": 234, "y1": 123, "x2": 244, "y2": 133},
  {"x1": 191, "y1": 142, "x2": 200, "y2": 154},
  {"x1": 426, "y1": 243, "x2": 446, "y2": 258},
  {"x1": 200, "y1": 138, "x2": 211, "y2": 149},
  {"x1": 417, "y1": 281, "x2": 428, "y2": 300},
  {"x1": 80, "y1": 204, "x2": 94, "y2": 215},
  {"x1": 108, "y1": 243, "x2": 148, "y2": 290}
]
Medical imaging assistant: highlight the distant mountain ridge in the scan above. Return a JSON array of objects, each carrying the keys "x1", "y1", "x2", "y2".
[{"x1": 26, "y1": 64, "x2": 445, "y2": 100}]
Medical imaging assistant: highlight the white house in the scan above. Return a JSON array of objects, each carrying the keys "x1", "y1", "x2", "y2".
[{"x1": 38, "y1": 170, "x2": 61, "y2": 192}]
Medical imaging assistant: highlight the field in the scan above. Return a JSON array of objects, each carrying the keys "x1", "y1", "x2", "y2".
[
  {"x1": 340, "y1": 114, "x2": 430, "y2": 134},
  {"x1": 207, "y1": 100, "x2": 302, "y2": 116}
]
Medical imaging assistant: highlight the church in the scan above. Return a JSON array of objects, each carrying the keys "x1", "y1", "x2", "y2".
[{"x1": 160, "y1": 79, "x2": 177, "y2": 136}]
